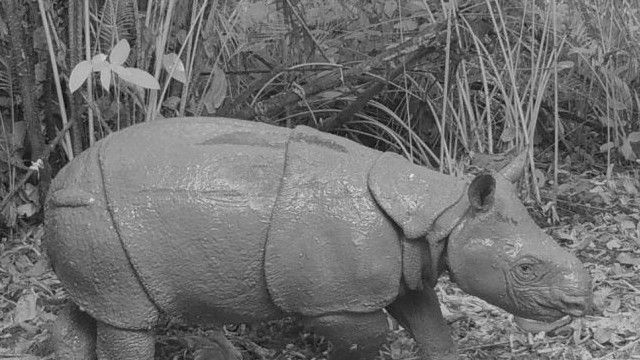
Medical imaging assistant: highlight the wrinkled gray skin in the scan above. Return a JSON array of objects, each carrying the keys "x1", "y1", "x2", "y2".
[{"x1": 45, "y1": 117, "x2": 592, "y2": 360}]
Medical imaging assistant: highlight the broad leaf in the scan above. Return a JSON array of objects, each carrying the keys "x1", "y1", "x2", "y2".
[
  {"x1": 384, "y1": 1, "x2": 397, "y2": 16},
  {"x1": 163, "y1": 96, "x2": 180, "y2": 110},
  {"x1": 100, "y1": 67, "x2": 111, "y2": 91},
  {"x1": 113, "y1": 66, "x2": 160, "y2": 90},
  {"x1": 556, "y1": 61, "x2": 574, "y2": 70},
  {"x1": 627, "y1": 131, "x2": 640, "y2": 143},
  {"x1": 69, "y1": 60, "x2": 92, "y2": 93},
  {"x1": 17, "y1": 203, "x2": 37, "y2": 218},
  {"x1": 500, "y1": 126, "x2": 516, "y2": 142},
  {"x1": 110, "y1": 39, "x2": 131, "y2": 66},
  {"x1": 14, "y1": 291, "x2": 38, "y2": 323},
  {"x1": 617, "y1": 252, "x2": 640, "y2": 266},
  {"x1": 619, "y1": 138, "x2": 636, "y2": 160},
  {"x1": 92, "y1": 54, "x2": 109, "y2": 72},
  {"x1": 92, "y1": 53, "x2": 107, "y2": 63},
  {"x1": 162, "y1": 53, "x2": 187, "y2": 83},
  {"x1": 599, "y1": 141, "x2": 614, "y2": 153},
  {"x1": 203, "y1": 64, "x2": 227, "y2": 113}
]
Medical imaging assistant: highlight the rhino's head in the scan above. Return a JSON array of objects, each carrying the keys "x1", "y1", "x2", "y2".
[
  {"x1": 368, "y1": 151, "x2": 592, "y2": 325},
  {"x1": 444, "y1": 160, "x2": 592, "y2": 324}
]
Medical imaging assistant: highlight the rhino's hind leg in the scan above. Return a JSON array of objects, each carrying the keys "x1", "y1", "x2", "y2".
[
  {"x1": 96, "y1": 321, "x2": 154, "y2": 360},
  {"x1": 302, "y1": 311, "x2": 388, "y2": 360},
  {"x1": 51, "y1": 304, "x2": 96, "y2": 360}
]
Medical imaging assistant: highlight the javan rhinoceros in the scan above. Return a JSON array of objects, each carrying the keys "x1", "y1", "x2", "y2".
[{"x1": 45, "y1": 117, "x2": 592, "y2": 360}]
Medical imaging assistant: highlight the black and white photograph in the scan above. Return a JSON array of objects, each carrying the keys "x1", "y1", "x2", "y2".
[{"x1": 0, "y1": 0, "x2": 638, "y2": 359}]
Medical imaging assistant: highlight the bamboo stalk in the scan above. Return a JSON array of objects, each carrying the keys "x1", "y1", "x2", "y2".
[
  {"x1": 146, "y1": 0, "x2": 177, "y2": 122},
  {"x1": 155, "y1": 0, "x2": 208, "y2": 117},
  {"x1": 84, "y1": 0, "x2": 94, "y2": 145},
  {"x1": 37, "y1": 0, "x2": 74, "y2": 160}
]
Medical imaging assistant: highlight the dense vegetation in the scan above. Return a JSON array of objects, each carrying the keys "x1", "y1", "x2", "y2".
[{"x1": 0, "y1": 0, "x2": 638, "y2": 358}]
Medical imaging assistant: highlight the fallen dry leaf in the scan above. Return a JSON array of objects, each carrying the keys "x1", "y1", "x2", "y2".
[
  {"x1": 616, "y1": 252, "x2": 640, "y2": 266},
  {"x1": 13, "y1": 290, "x2": 37, "y2": 324}
]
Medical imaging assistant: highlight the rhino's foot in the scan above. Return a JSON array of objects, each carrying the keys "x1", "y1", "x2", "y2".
[
  {"x1": 302, "y1": 310, "x2": 388, "y2": 360},
  {"x1": 186, "y1": 329, "x2": 242, "y2": 360},
  {"x1": 51, "y1": 304, "x2": 96, "y2": 360},
  {"x1": 387, "y1": 288, "x2": 458, "y2": 360},
  {"x1": 96, "y1": 321, "x2": 154, "y2": 360}
]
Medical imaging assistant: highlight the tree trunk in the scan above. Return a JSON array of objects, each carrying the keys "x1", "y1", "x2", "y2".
[{"x1": 1, "y1": 0, "x2": 51, "y2": 211}]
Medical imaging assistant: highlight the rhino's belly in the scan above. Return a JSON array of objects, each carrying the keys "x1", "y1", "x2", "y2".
[{"x1": 99, "y1": 118, "x2": 289, "y2": 324}]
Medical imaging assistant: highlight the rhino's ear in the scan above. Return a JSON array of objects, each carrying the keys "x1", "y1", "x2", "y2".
[
  {"x1": 368, "y1": 152, "x2": 464, "y2": 240},
  {"x1": 468, "y1": 173, "x2": 496, "y2": 212},
  {"x1": 498, "y1": 151, "x2": 527, "y2": 183}
]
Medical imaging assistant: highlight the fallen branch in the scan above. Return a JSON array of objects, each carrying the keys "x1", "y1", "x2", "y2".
[
  {"x1": 317, "y1": 45, "x2": 441, "y2": 132},
  {"x1": 232, "y1": 22, "x2": 449, "y2": 121},
  {"x1": 595, "y1": 337, "x2": 640, "y2": 360},
  {"x1": 459, "y1": 340, "x2": 511, "y2": 351}
]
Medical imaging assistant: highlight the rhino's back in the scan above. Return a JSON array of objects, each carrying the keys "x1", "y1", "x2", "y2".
[{"x1": 98, "y1": 117, "x2": 288, "y2": 323}]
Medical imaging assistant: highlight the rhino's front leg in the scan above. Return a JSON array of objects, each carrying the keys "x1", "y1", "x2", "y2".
[
  {"x1": 96, "y1": 321, "x2": 154, "y2": 360},
  {"x1": 387, "y1": 287, "x2": 457, "y2": 360},
  {"x1": 301, "y1": 310, "x2": 388, "y2": 360},
  {"x1": 187, "y1": 329, "x2": 243, "y2": 360}
]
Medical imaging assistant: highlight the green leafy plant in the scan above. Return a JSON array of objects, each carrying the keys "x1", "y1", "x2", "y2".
[{"x1": 69, "y1": 39, "x2": 159, "y2": 92}]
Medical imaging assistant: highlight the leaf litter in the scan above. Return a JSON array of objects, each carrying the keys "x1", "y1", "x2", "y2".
[{"x1": 0, "y1": 170, "x2": 638, "y2": 359}]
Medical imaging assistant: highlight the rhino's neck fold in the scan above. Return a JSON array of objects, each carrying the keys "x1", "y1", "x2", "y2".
[{"x1": 424, "y1": 192, "x2": 470, "y2": 287}]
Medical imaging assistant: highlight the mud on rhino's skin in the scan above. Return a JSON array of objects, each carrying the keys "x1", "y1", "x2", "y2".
[
  {"x1": 45, "y1": 117, "x2": 593, "y2": 360},
  {"x1": 45, "y1": 140, "x2": 160, "y2": 330}
]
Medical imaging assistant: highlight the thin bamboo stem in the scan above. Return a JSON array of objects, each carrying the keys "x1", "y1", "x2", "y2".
[
  {"x1": 37, "y1": 0, "x2": 74, "y2": 160},
  {"x1": 84, "y1": 0, "x2": 94, "y2": 145}
]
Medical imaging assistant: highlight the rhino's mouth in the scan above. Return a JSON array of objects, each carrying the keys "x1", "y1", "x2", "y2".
[
  {"x1": 506, "y1": 287, "x2": 591, "y2": 334},
  {"x1": 514, "y1": 292, "x2": 591, "y2": 333},
  {"x1": 556, "y1": 293, "x2": 591, "y2": 316}
]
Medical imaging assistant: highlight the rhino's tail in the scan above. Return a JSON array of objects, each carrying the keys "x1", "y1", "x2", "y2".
[{"x1": 48, "y1": 188, "x2": 97, "y2": 208}]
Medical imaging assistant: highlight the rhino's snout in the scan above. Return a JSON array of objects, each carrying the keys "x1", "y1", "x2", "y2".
[
  {"x1": 545, "y1": 256, "x2": 593, "y2": 318},
  {"x1": 569, "y1": 264, "x2": 593, "y2": 315},
  {"x1": 557, "y1": 293, "x2": 592, "y2": 317},
  {"x1": 551, "y1": 266, "x2": 592, "y2": 317}
]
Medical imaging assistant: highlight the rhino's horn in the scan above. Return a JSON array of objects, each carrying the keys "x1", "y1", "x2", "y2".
[{"x1": 499, "y1": 150, "x2": 527, "y2": 183}]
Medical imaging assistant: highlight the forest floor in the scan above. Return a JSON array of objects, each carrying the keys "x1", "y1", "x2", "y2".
[{"x1": 0, "y1": 166, "x2": 638, "y2": 359}]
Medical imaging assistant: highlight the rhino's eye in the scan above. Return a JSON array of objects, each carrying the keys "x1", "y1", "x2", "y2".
[{"x1": 514, "y1": 262, "x2": 539, "y2": 281}]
